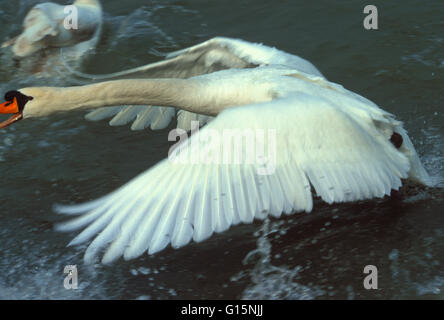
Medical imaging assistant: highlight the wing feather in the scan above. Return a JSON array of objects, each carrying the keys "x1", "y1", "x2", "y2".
[
  {"x1": 56, "y1": 88, "x2": 425, "y2": 263},
  {"x1": 85, "y1": 106, "x2": 124, "y2": 122},
  {"x1": 192, "y1": 164, "x2": 213, "y2": 243},
  {"x1": 109, "y1": 105, "x2": 147, "y2": 126},
  {"x1": 86, "y1": 105, "x2": 176, "y2": 131}
]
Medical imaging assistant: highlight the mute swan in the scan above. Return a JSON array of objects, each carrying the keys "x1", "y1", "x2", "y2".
[
  {"x1": 0, "y1": 37, "x2": 431, "y2": 264},
  {"x1": 1, "y1": 0, "x2": 102, "y2": 75}
]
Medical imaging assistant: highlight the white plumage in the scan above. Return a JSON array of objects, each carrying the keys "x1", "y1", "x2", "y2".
[{"x1": 50, "y1": 38, "x2": 431, "y2": 264}]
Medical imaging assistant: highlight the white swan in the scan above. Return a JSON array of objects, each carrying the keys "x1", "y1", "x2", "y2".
[
  {"x1": 1, "y1": 0, "x2": 102, "y2": 74},
  {"x1": 0, "y1": 37, "x2": 431, "y2": 264}
]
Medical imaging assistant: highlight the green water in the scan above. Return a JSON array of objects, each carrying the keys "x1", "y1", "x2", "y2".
[{"x1": 0, "y1": 0, "x2": 443, "y2": 299}]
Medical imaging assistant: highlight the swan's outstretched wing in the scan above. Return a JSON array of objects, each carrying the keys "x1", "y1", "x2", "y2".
[
  {"x1": 164, "y1": 37, "x2": 324, "y2": 77},
  {"x1": 71, "y1": 37, "x2": 323, "y2": 81},
  {"x1": 55, "y1": 91, "x2": 425, "y2": 264},
  {"x1": 79, "y1": 37, "x2": 322, "y2": 131}
]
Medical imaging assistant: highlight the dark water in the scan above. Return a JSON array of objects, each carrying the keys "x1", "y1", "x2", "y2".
[{"x1": 0, "y1": 0, "x2": 443, "y2": 299}]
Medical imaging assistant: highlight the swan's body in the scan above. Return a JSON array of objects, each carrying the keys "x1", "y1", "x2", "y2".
[
  {"x1": 1, "y1": 0, "x2": 102, "y2": 75},
  {"x1": 0, "y1": 37, "x2": 431, "y2": 264}
]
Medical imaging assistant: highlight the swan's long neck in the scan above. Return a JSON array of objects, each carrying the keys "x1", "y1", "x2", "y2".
[
  {"x1": 50, "y1": 79, "x2": 205, "y2": 112},
  {"x1": 21, "y1": 78, "x2": 272, "y2": 119}
]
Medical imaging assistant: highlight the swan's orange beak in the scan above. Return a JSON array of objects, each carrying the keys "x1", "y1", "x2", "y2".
[
  {"x1": 0, "y1": 97, "x2": 23, "y2": 129},
  {"x1": 0, "y1": 97, "x2": 19, "y2": 114}
]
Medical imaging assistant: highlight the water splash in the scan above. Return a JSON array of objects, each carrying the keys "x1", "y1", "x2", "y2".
[
  {"x1": 237, "y1": 219, "x2": 325, "y2": 300},
  {"x1": 421, "y1": 127, "x2": 444, "y2": 188}
]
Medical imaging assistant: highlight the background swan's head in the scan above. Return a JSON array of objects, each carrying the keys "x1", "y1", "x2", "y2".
[
  {"x1": 3, "y1": 1, "x2": 102, "y2": 58},
  {"x1": 11, "y1": 11, "x2": 58, "y2": 58}
]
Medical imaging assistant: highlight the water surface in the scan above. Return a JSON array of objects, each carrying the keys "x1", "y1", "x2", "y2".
[{"x1": 0, "y1": 0, "x2": 443, "y2": 299}]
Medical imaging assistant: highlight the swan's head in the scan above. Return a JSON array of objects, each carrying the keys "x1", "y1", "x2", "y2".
[
  {"x1": 9, "y1": 6, "x2": 59, "y2": 58},
  {"x1": 0, "y1": 86, "x2": 81, "y2": 128},
  {"x1": 0, "y1": 90, "x2": 35, "y2": 128}
]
